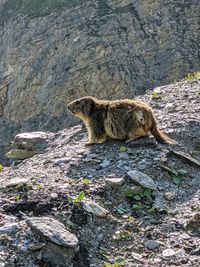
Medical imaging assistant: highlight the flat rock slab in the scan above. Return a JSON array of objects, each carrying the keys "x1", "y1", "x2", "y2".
[
  {"x1": 82, "y1": 200, "x2": 109, "y2": 217},
  {"x1": 14, "y1": 132, "x2": 51, "y2": 150},
  {"x1": 26, "y1": 217, "x2": 78, "y2": 248},
  {"x1": 6, "y1": 149, "x2": 35, "y2": 159},
  {"x1": 0, "y1": 177, "x2": 29, "y2": 188},
  {"x1": 127, "y1": 170, "x2": 157, "y2": 190},
  {"x1": 0, "y1": 223, "x2": 20, "y2": 235}
]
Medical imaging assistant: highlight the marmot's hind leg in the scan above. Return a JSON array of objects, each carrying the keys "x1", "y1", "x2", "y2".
[
  {"x1": 125, "y1": 128, "x2": 147, "y2": 143},
  {"x1": 85, "y1": 136, "x2": 107, "y2": 146}
]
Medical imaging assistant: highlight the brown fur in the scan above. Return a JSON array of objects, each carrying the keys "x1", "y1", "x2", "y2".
[{"x1": 67, "y1": 96, "x2": 175, "y2": 145}]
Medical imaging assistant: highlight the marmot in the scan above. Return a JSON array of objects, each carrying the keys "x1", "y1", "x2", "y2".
[{"x1": 67, "y1": 96, "x2": 175, "y2": 146}]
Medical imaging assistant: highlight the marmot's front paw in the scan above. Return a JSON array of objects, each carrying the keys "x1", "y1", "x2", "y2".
[{"x1": 85, "y1": 142, "x2": 95, "y2": 146}]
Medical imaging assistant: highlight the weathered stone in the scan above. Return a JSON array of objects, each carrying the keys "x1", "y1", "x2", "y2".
[
  {"x1": 26, "y1": 217, "x2": 79, "y2": 249},
  {"x1": 145, "y1": 240, "x2": 160, "y2": 250},
  {"x1": 6, "y1": 149, "x2": 35, "y2": 159},
  {"x1": 82, "y1": 200, "x2": 109, "y2": 218},
  {"x1": 53, "y1": 157, "x2": 71, "y2": 166},
  {"x1": 0, "y1": 223, "x2": 20, "y2": 235},
  {"x1": 0, "y1": 177, "x2": 29, "y2": 188},
  {"x1": 186, "y1": 212, "x2": 200, "y2": 231},
  {"x1": 100, "y1": 159, "x2": 110, "y2": 168},
  {"x1": 118, "y1": 152, "x2": 129, "y2": 160},
  {"x1": 127, "y1": 170, "x2": 157, "y2": 190},
  {"x1": 164, "y1": 191, "x2": 175, "y2": 200},
  {"x1": 50, "y1": 193, "x2": 59, "y2": 200},
  {"x1": 105, "y1": 177, "x2": 124, "y2": 186},
  {"x1": 162, "y1": 248, "x2": 176, "y2": 257},
  {"x1": 14, "y1": 132, "x2": 50, "y2": 150}
]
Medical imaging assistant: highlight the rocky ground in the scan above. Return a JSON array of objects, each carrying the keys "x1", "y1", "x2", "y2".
[{"x1": 0, "y1": 79, "x2": 200, "y2": 267}]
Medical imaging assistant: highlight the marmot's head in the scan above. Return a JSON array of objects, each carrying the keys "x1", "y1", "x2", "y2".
[{"x1": 67, "y1": 96, "x2": 96, "y2": 119}]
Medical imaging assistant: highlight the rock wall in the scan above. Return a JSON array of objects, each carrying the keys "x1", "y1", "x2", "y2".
[{"x1": 0, "y1": 0, "x2": 199, "y2": 163}]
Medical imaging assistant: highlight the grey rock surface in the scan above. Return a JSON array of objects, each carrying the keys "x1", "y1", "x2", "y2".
[
  {"x1": 82, "y1": 200, "x2": 109, "y2": 217},
  {"x1": 26, "y1": 217, "x2": 79, "y2": 248},
  {"x1": 127, "y1": 170, "x2": 157, "y2": 190},
  {"x1": 0, "y1": 223, "x2": 20, "y2": 235}
]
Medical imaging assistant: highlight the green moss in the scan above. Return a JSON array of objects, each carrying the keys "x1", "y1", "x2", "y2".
[{"x1": 0, "y1": 0, "x2": 86, "y2": 24}]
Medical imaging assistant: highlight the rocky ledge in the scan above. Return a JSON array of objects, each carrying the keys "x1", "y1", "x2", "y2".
[{"x1": 0, "y1": 79, "x2": 200, "y2": 266}]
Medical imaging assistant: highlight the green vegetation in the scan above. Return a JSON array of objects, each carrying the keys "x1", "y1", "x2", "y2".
[
  {"x1": 82, "y1": 178, "x2": 90, "y2": 186},
  {"x1": 124, "y1": 188, "x2": 155, "y2": 212},
  {"x1": 0, "y1": 164, "x2": 3, "y2": 172},
  {"x1": 74, "y1": 190, "x2": 85, "y2": 204},
  {"x1": 185, "y1": 71, "x2": 200, "y2": 81},
  {"x1": 119, "y1": 146, "x2": 127, "y2": 153},
  {"x1": 151, "y1": 91, "x2": 161, "y2": 100},
  {"x1": 104, "y1": 257, "x2": 125, "y2": 267},
  {"x1": 0, "y1": 0, "x2": 85, "y2": 23}
]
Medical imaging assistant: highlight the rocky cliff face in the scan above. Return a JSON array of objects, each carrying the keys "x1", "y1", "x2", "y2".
[{"x1": 0, "y1": 0, "x2": 199, "y2": 163}]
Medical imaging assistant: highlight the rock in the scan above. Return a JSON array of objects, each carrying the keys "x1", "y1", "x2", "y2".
[
  {"x1": 6, "y1": 149, "x2": 35, "y2": 159},
  {"x1": 131, "y1": 252, "x2": 142, "y2": 260},
  {"x1": 14, "y1": 132, "x2": 49, "y2": 149},
  {"x1": 118, "y1": 152, "x2": 129, "y2": 160},
  {"x1": 82, "y1": 200, "x2": 109, "y2": 218},
  {"x1": 176, "y1": 248, "x2": 186, "y2": 258},
  {"x1": 53, "y1": 157, "x2": 71, "y2": 166},
  {"x1": 6, "y1": 132, "x2": 51, "y2": 160},
  {"x1": 162, "y1": 248, "x2": 176, "y2": 257},
  {"x1": 26, "y1": 217, "x2": 79, "y2": 249},
  {"x1": 0, "y1": 177, "x2": 29, "y2": 188},
  {"x1": 145, "y1": 240, "x2": 160, "y2": 250},
  {"x1": 105, "y1": 177, "x2": 124, "y2": 186},
  {"x1": 127, "y1": 170, "x2": 157, "y2": 190},
  {"x1": 186, "y1": 212, "x2": 200, "y2": 231},
  {"x1": 164, "y1": 192, "x2": 175, "y2": 200},
  {"x1": 50, "y1": 193, "x2": 58, "y2": 199},
  {"x1": 100, "y1": 159, "x2": 110, "y2": 168},
  {"x1": 0, "y1": 223, "x2": 20, "y2": 235}
]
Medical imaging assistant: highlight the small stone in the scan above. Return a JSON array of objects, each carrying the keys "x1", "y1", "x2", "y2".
[
  {"x1": 82, "y1": 200, "x2": 109, "y2": 217},
  {"x1": 176, "y1": 248, "x2": 186, "y2": 257},
  {"x1": 105, "y1": 177, "x2": 124, "y2": 186},
  {"x1": 164, "y1": 192, "x2": 175, "y2": 200},
  {"x1": 131, "y1": 252, "x2": 142, "y2": 260},
  {"x1": 186, "y1": 212, "x2": 200, "y2": 231},
  {"x1": 100, "y1": 159, "x2": 110, "y2": 168},
  {"x1": 54, "y1": 157, "x2": 71, "y2": 165},
  {"x1": 0, "y1": 223, "x2": 20, "y2": 235},
  {"x1": 50, "y1": 193, "x2": 58, "y2": 199},
  {"x1": 26, "y1": 217, "x2": 79, "y2": 248},
  {"x1": 145, "y1": 240, "x2": 160, "y2": 250},
  {"x1": 127, "y1": 170, "x2": 157, "y2": 190},
  {"x1": 118, "y1": 152, "x2": 129, "y2": 160},
  {"x1": 162, "y1": 248, "x2": 175, "y2": 257}
]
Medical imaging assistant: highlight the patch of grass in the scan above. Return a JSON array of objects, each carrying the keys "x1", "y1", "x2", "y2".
[
  {"x1": 104, "y1": 257, "x2": 125, "y2": 267},
  {"x1": 82, "y1": 178, "x2": 90, "y2": 186},
  {"x1": 185, "y1": 71, "x2": 200, "y2": 81},
  {"x1": 0, "y1": 164, "x2": 3, "y2": 172},
  {"x1": 0, "y1": 0, "x2": 86, "y2": 24},
  {"x1": 151, "y1": 91, "x2": 161, "y2": 100},
  {"x1": 74, "y1": 190, "x2": 85, "y2": 204},
  {"x1": 124, "y1": 188, "x2": 154, "y2": 212}
]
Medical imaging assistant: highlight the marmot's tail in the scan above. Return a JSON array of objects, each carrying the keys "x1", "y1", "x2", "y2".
[{"x1": 150, "y1": 116, "x2": 176, "y2": 145}]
